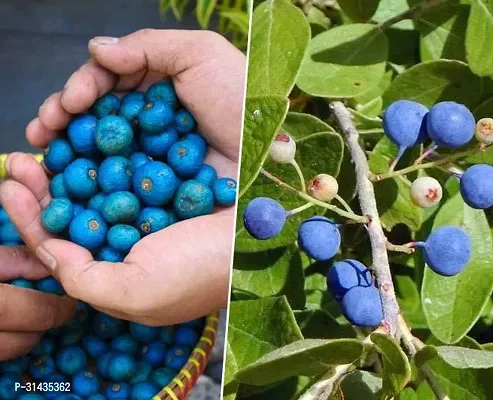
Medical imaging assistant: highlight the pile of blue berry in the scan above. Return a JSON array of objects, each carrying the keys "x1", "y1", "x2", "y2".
[{"x1": 41, "y1": 80, "x2": 237, "y2": 259}]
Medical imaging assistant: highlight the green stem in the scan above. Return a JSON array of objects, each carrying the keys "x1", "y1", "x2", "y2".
[
  {"x1": 290, "y1": 159, "x2": 306, "y2": 192},
  {"x1": 334, "y1": 194, "x2": 353, "y2": 214},
  {"x1": 378, "y1": 0, "x2": 451, "y2": 30},
  {"x1": 286, "y1": 202, "x2": 314, "y2": 216}
]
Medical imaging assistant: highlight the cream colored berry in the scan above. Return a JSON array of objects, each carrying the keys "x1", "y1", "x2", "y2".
[
  {"x1": 268, "y1": 132, "x2": 296, "y2": 163},
  {"x1": 410, "y1": 177, "x2": 442, "y2": 208},
  {"x1": 308, "y1": 174, "x2": 339, "y2": 201},
  {"x1": 475, "y1": 118, "x2": 493, "y2": 145}
]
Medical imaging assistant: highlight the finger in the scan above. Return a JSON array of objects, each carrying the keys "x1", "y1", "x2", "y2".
[
  {"x1": 0, "y1": 180, "x2": 53, "y2": 250},
  {"x1": 6, "y1": 153, "x2": 52, "y2": 208},
  {"x1": 0, "y1": 246, "x2": 49, "y2": 281},
  {"x1": 204, "y1": 147, "x2": 238, "y2": 180},
  {"x1": 0, "y1": 283, "x2": 76, "y2": 331},
  {"x1": 26, "y1": 118, "x2": 58, "y2": 148},
  {"x1": 38, "y1": 92, "x2": 72, "y2": 131},
  {"x1": 0, "y1": 331, "x2": 42, "y2": 361}
]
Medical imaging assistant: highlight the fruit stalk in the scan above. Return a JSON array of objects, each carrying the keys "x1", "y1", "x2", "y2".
[{"x1": 331, "y1": 101, "x2": 400, "y2": 337}]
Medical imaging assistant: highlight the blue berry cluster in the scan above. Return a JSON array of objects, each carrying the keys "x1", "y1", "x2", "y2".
[{"x1": 42, "y1": 81, "x2": 237, "y2": 259}]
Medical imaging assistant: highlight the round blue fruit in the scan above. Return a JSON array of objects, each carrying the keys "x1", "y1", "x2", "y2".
[
  {"x1": 194, "y1": 164, "x2": 217, "y2": 187},
  {"x1": 93, "y1": 314, "x2": 126, "y2": 339},
  {"x1": 19, "y1": 395, "x2": 45, "y2": 400},
  {"x1": 10, "y1": 278, "x2": 34, "y2": 289},
  {"x1": 427, "y1": 101, "x2": 475, "y2": 148},
  {"x1": 138, "y1": 101, "x2": 174, "y2": 134},
  {"x1": 0, "y1": 222, "x2": 22, "y2": 243},
  {"x1": 382, "y1": 100, "x2": 428, "y2": 148},
  {"x1": 174, "y1": 109, "x2": 195, "y2": 134},
  {"x1": 212, "y1": 178, "x2": 237, "y2": 206},
  {"x1": 73, "y1": 203, "x2": 85, "y2": 217},
  {"x1": 122, "y1": 92, "x2": 145, "y2": 105},
  {"x1": 36, "y1": 277, "x2": 64, "y2": 295},
  {"x1": 168, "y1": 210, "x2": 178, "y2": 225},
  {"x1": 50, "y1": 174, "x2": 69, "y2": 198},
  {"x1": 140, "y1": 128, "x2": 179, "y2": 157},
  {"x1": 167, "y1": 139, "x2": 205, "y2": 178},
  {"x1": 53, "y1": 395, "x2": 84, "y2": 400},
  {"x1": 82, "y1": 335, "x2": 109, "y2": 358},
  {"x1": 326, "y1": 259, "x2": 373, "y2": 300},
  {"x1": 69, "y1": 210, "x2": 108, "y2": 250},
  {"x1": 98, "y1": 156, "x2": 132, "y2": 193},
  {"x1": 56, "y1": 346, "x2": 87, "y2": 375},
  {"x1": 130, "y1": 382, "x2": 160, "y2": 400},
  {"x1": 96, "y1": 116, "x2": 134, "y2": 156},
  {"x1": 132, "y1": 161, "x2": 179, "y2": 206},
  {"x1": 0, "y1": 207, "x2": 10, "y2": 224},
  {"x1": 30, "y1": 356, "x2": 56, "y2": 379},
  {"x1": 184, "y1": 133, "x2": 207, "y2": 156},
  {"x1": 175, "y1": 327, "x2": 198, "y2": 347},
  {"x1": 96, "y1": 352, "x2": 114, "y2": 378},
  {"x1": 180, "y1": 317, "x2": 204, "y2": 330},
  {"x1": 98, "y1": 246, "x2": 125, "y2": 262},
  {"x1": 150, "y1": 367, "x2": 175, "y2": 387},
  {"x1": 41, "y1": 198, "x2": 74, "y2": 233},
  {"x1": 91, "y1": 93, "x2": 120, "y2": 118},
  {"x1": 145, "y1": 81, "x2": 178, "y2": 109},
  {"x1": 130, "y1": 322, "x2": 160, "y2": 343},
  {"x1": 63, "y1": 158, "x2": 99, "y2": 199},
  {"x1": 102, "y1": 191, "x2": 141, "y2": 224},
  {"x1": 44, "y1": 138, "x2": 75, "y2": 174},
  {"x1": 341, "y1": 286, "x2": 383, "y2": 327},
  {"x1": 119, "y1": 95, "x2": 145, "y2": 127},
  {"x1": 0, "y1": 357, "x2": 28, "y2": 375},
  {"x1": 107, "y1": 224, "x2": 140, "y2": 253},
  {"x1": 298, "y1": 217, "x2": 341, "y2": 261},
  {"x1": 111, "y1": 334, "x2": 139, "y2": 355},
  {"x1": 173, "y1": 180, "x2": 214, "y2": 219},
  {"x1": 0, "y1": 374, "x2": 20, "y2": 400},
  {"x1": 129, "y1": 152, "x2": 151, "y2": 172},
  {"x1": 87, "y1": 193, "x2": 107, "y2": 213},
  {"x1": 244, "y1": 197, "x2": 286, "y2": 240},
  {"x1": 88, "y1": 395, "x2": 108, "y2": 400},
  {"x1": 130, "y1": 363, "x2": 153, "y2": 384},
  {"x1": 72, "y1": 371, "x2": 100, "y2": 397},
  {"x1": 107, "y1": 353, "x2": 137, "y2": 382},
  {"x1": 106, "y1": 383, "x2": 131, "y2": 400},
  {"x1": 68, "y1": 115, "x2": 99, "y2": 156},
  {"x1": 43, "y1": 373, "x2": 66, "y2": 400},
  {"x1": 135, "y1": 207, "x2": 171, "y2": 236},
  {"x1": 460, "y1": 164, "x2": 493, "y2": 209},
  {"x1": 165, "y1": 345, "x2": 192, "y2": 370},
  {"x1": 423, "y1": 226, "x2": 471, "y2": 276},
  {"x1": 159, "y1": 326, "x2": 175, "y2": 344},
  {"x1": 140, "y1": 341, "x2": 167, "y2": 367}
]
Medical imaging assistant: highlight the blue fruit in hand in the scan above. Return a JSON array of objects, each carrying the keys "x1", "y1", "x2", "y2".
[
  {"x1": 98, "y1": 246, "x2": 125, "y2": 262},
  {"x1": 341, "y1": 286, "x2": 383, "y2": 327},
  {"x1": 130, "y1": 382, "x2": 160, "y2": 400},
  {"x1": 50, "y1": 174, "x2": 70, "y2": 198},
  {"x1": 0, "y1": 222, "x2": 22, "y2": 243},
  {"x1": 42, "y1": 198, "x2": 74, "y2": 233},
  {"x1": 138, "y1": 101, "x2": 174, "y2": 134},
  {"x1": 174, "y1": 109, "x2": 195, "y2": 134},
  {"x1": 82, "y1": 335, "x2": 109, "y2": 358},
  {"x1": 129, "y1": 152, "x2": 152, "y2": 171},
  {"x1": 30, "y1": 356, "x2": 56, "y2": 379},
  {"x1": 212, "y1": 177, "x2": 237, "y2": 206},
  {"x1": 68, "y1": 115, "x2": 99, "y2": 156},
  {"x1": 107, "y1": 353, "x2": 137, "y2": 382},
  {"x1": 383, "y1": 100, "x2": 428, "y2": 148},
  {"x1": 167, "y1": 139, "x2": 205, "y2": 177},
  {"x1": 10, "y1": 278, "x2": 34, "y2": 289},
  {"x1": 184, "y1": 133, "x2": 207, "y2": 155},
  {"x1": 244, "y1": 197, "x2": 286, "y2": 240},
  {"x1": 140, "y1": 128, "x2": 179, "y2": 157},
  {"x1": 130, "y1": 322, "x2": 160, "y2": 343},
  {"x1": 94, "y1": 314, "x2": 126, "y2": 339},
  {"x1": 135, "y1": 207, "x2": 171, "y2": 236},
  {"x1": 298, "y1": 216, "x2": 341, "y2": 261},
  {"x1": 140, "y1": 341, "x2": 167, "y2": 367},
  {"x1": 44, "y1": 138, "x2": 75, "y2": 173},
  {"x1": 194, "y1": 164, "x2": 217, "y2": 187},
  {"x1": 102, "y1": 191, "x2": 141, "y2": 224},
  {"x1": 145, "y1": 81, "x2": 178, "y2": 109},
  {"x1": 106, "y1": 383, "x2": 131, "y2": 400},
  {"x1": 96, "y1": 116, "x2": 134, "y2": 156},
  {"x1": 175, "y1": 327, "x2": 198, "y2": 347},
  {"x1": 55, "y1": 346, "x2": 87, "y2": 375},
  {"x1": 327, "y1": 259, "x2": 373, "y2": 300},
  {"x1": 36, "y1": 277, "x2": 64, "y2": 295},
  {"x1": 69, "y1": 210, "x2": 108, "y2": 250},
  {"x1": 421, "y1": 226, "x2": 471, "y2": 276},
  {"x1": 119, "y1": 94, "x2": 145, "y2": 127},
  {"x1": 72, "y1": 371, "x2": 100, "y2": 397},
  {"x1": 165, "y1": 345, "x2": 192, "y2": 370},
  {"x1": 107, "y1": 224, "x2": 140, "y2": 252},
  {"x1": 132, "y1": 161, "x2": 179, "y2": 206},
  {"x1": 150, "y1": 367, "x2": 174, "y2": 387},
  {"x1": 111, "y1": 334, "x2": 139, "y2": 355},
  {"x1": 0, "y1": 374, "x2": 21, "y2": 400},
  {"x1": 63, "y1": 158, "x2": 99, "y2": 199},
  {"x1": 122, "y1": 92, "x2": 145, "y2": 105},
  {"x1": 87, "y1": 193, "x2": 107, "y2": 213},
  {"x1": 427, "y1": 101, "x2": 475, "y2": 148},
  {"x1": 98, "y1": 156, "x2": 132, "y2": 193},
  {"x1": 173, "y1": 180, "x2": 214, "y2": 219},
  {"x1": 130, "y1": 362, "x2": 153, "y2": 384},
  {"x1": 460, "y1": 164, "x2": 493, "y2": 209},
  {"x1": 91, "y1": 93, "x2": 120, "y2": 118}
]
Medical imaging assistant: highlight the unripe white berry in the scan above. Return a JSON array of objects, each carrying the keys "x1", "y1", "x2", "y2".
[
  {"x1": 308, "y1": 174, "x2": 339, "y2": 201},
  {"x1": 268, "y1": 132, "x2": 296, "y2": 164},
  {"x1": 475, "y1": 118, "x2": 493, "y2": 145},
  {"x1": 410, "y1": 177, "x2": 442, "y2": 208}
]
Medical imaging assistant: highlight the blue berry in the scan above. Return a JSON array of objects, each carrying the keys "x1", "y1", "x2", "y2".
[
  {"x1": 88, "y1": 395, "x2": 108, "y2": 400},
  {"x1": 0, "y1": 207, "x2": 10, "y2": 224},
  {"x1": 132, "y1": 161, "x2": 179, "y2": 206},
  {"x1": 122, "y1": 92, "x2": 145, "y2": 105},
  {"x1": 165, "y1": 345, "x2": 192, "y2": 370},
  {"x1": 56, "y1": 346, "x2": 87, "y2": 375},
  {"x1": 72, "y1": 371, "x2": 100, "y2": 397},
  {"x1": 36, "y1": 277, "x2": 64, "y2": 295},
  {"x1": 140, "y1": 341, "x2": 166, "y2": 367},
  {"x1": 10, "y1": 278, "x2": 34, "y2": 289},
  {"x1": 107, "y1": 353, "x2": 137, "y2": 382},
  {"x1": 173, "y1": 180, "x2": 214, "y2": 219},
  {"x1": 91, "y1": 94, "x2": 120, "y2": 118},
  {"x1": 130, "y1": 363, "x2": 153, "y2": 384},
  {"x1": 111, "y1": 334, "x2": 140, "y2": 355},
  {"x1": 175, "y1": 327, "x2": 198, "y2": 347},
  {"x1": 30, "y1": 356, "x2": 56, "y2": 379},
  {"x1": 93, "y1": 314, "x2": 126, "y2": 339},
  {"x1": 150, "y1": 367, "x2": 175, "y2": 387},
  {"x1": 107, "y1": 225, "x2": 140, "y2": 252},
  {"x1": 63, "y1": 158, "x2": 99, "y2": 199},
  {"x1": 298, "y1": 217, "x2": 341, "y2": 261},
  {"x1": 145, "y1": 81, "x2": 178, "y2": 109},
  {"x1": 140, "y1": 128, "x2": 179, "y2": 157},
  {"x1": 69, "y1": 210, "x2": 108, "y2": 250},
  {"x1": 159, "y1": 326, "x2": 175, "y2": 344},
  {"x1": 130, "y1": 322, "x2": 160, "y2": 343},
  {"x1": 194, "y1": 164, "x2": 217, "y2": 187},
  {"x1": 460, "y1": 164, "x2": 493, "y2": 209},
  {"x1": 129, "y1": 153, "x2": 151, "y2": 172},
  {"x1": 184, "y1": 133, "x2": 207, "y2": 156},
  {"x1": 427, "y1": 101, "x2": 475, "y2": 148},
  {"x1": 68, "y1": 115, "x2": 99, "y2": 156},
  {"x1": 326, "y1": 259, "x2": 373, "y2": 301},
  {"x1": 383, "y1": 100, "x2": 428, "y2": 149},
  {"x1": 212, "y1": 178, "x2": 237, "y2": 206},
  {"x1": 130, "y1": 382, "x2": 160, "y2": 400},
  {"x1": 138, "y1": 101, "x2": 174, "y2": 134},
  {"x1": 174, "y1": 109, "x2": 195, "y2": 134},
  {"x1": 19, "y1": 395, "x2": 44, "y2": 400},
  {"x1": 73, "y1": 203, "x2": 85, "y2": 217},
  {"x1": 83, "y1": 335, "x2": 109, "y2": 358},
  {"x1": 0, "y1": 222, "x2": 22, "y2": 244},
  {"x1": 50, "y1": 174, "x2": 70, "y2": 199},
  {"x1": 341, "y1": 286, "x2": 383, "y2": 327},
  {"x1": 44, "y1": 138, "x2": 75, "y2": 174},
  {"x1": 421, "y1": 226, "x2": 471, "y2": 276},
  {"x1": 119, "y1": 95, "x2": 145, "y2": 127},
  {"x1": 0, "y1": 374, "x2": 20, "y2": 400},
  {"x1": 54, "y1": 395, "x2": 84, "y2": 400},
  {"x1": 96, "y1": 116, "x2": 134, "y2": 156},
  {"x1": 168, "y1": 210, "x2": 178, "y2": 225},
  {"x1": 96, "y1": 352, "x2": 114, "y2": 378},
  {"x1": 180, "y1": 318, "x2": 204, "y2": 330},
  {"x1": 105, "y1": 383, "x2": 131, "y2": 400},
  {"x1": 243, "y1": 197, "x2": 286, "y2": 240},
  {"x1": 98, "y1": 246, "x2": 125, "y2": 262},
  {"x1": 41, "y1": 198, "x2": 74, "y2": 234},
  {"x1": 102, "y1": 191, "x2": 141, "y2": 224},
  {"x1": 0, "y1": 357, "x2": 29, "y2": 375},
  {"x1": 167, "y1": 139, "x2": 205, "y2": 178},
  {"x1": 87, "y1": 193, "x2": 107, "y2": 213},
  {"x1": 135, "y1": 207, "x2": 171, "y2": 236},
  {"x1": 98, "y1": 156, "x2": 132, "y2": 193},
  {"x1": 43, "y1": 373, "x2": 66, "y2": 400}
]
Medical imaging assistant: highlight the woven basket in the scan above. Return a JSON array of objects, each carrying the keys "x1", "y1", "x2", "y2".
[{"x1": 0, "y1": 153, "x2": 220, "y2": 400}]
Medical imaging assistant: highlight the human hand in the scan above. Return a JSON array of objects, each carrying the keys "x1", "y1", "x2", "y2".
[
  {"x1": 2, "y1": 30, "x2": 244, "y2": 326},
  {"x1": 0, "y1": 246, "x2": 75, "y2": 361}
]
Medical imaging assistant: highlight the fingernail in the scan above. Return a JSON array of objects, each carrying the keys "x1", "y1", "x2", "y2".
[
  {"x1": 36, "y1": 245, "x2": 58, "y2": 272},
  {"x1": 89, "y1": 36, "x2": 119, "y2": 46}
]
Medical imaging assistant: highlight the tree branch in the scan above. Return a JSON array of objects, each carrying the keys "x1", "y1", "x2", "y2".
[{"x1": 331, "y1": 101, "x2": 400, "y2": 337}]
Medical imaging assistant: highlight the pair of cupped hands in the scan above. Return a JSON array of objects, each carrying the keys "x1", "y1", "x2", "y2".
[{"x1": 0, "y1": 29, "x2": 244, "y2": 361}]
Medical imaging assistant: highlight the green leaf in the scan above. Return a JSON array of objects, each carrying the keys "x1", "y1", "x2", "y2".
[
  {"x1": 235, "y1": 338, "x2": 363, "y2": 386},
  {"x1": 417, "y1": 1, "x2": 469, "y2": 61},
  {"x1": 422, "y1": 193, "x2": 493, "y2": 344},
  {"x1": 372, "y1": 0, "x2": 415, "y2": 30},
  {"x1": 306, "y1": 6, "x2": 331, "y2": 35},
  {"x1": 169, "y1": 0, "x2": 190, "y2": 20},
  {"x1": 395, "y1": 275, "x2": 427, "y2": 329},
  {"x1": 473, "y1": 96, "x2": 493, "y2": 120},
  {"x1": 247, "y1": 0, "x2": 310, "y2": 97},
  {"x1": 220, "y1": 10, "x2": 250, "y2": 35},
  {"x1": 245, "y1": 376, "x2": 314, "y2": 400},
  {"x1": 239, "y1": 96, "x2": 289, "y2": 198},
  {"x1": 483, "y1": 343, "x2": 493, "y2": 351},
  {"x1": 196, "y1": 0, "x2": 217, "y2": 28},
  {"x1": 337, "y1": 0, "x2": 380, "y2": 22},
  {"x1": 396, "y1": 388, "x2": 418, "y2": 400},
  {"x1": 294, "y1": 309, "x2": 357, "y2": 339},
  {"x1": 382, "y1": 60, "x2": 482, "y2": 109},
  {"x1": 282, "y1": 112, "x2": 336, "y2": 139},
  {"x1": 418, "y1": 345, "x2": 493, "y2": 369},
  {"x1": 340, "y1": 371, "x2": 382, "y2": 400},
  {"x1": 225, "y1": 297, "x2": 303, "y2": 394},
  {"x1": 370, "y1": 333, "x2": 412, "y2": 399},
  {"x1": 304, "y1": 273, "x2": 341, "y2": 316},
  {"x1": 297, "y1": 24, "x2": 388, "y2": 98},
  {"x1": 232, "y1": 246, "x2": 305, "y2": 309},
  {"x1": 466, "y1": 0, "x2": 493, "y2": 76}
]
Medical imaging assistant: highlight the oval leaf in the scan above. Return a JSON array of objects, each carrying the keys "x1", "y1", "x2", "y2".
[
  {"x1": 297, "y1": 24, "x2": 388, "y2": 98},
  {"x1": 338, "y1": 0, "x2": 381, "y2": 22},
  {"x1": 422, "y1": 193, "x2": 493, "y2": 344},
  {"x1": 466, "y1": 0, "x2": 493, "y2": 76},
  {"x1": 436, "y1": 346, "x2": 493, "y2": 369},
  {"x1": 196, "y1": 0, "x2": 217, "y2": 28},
  {"x1": 282, "y1": 112, "x2": 336, "y2": 139}
]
